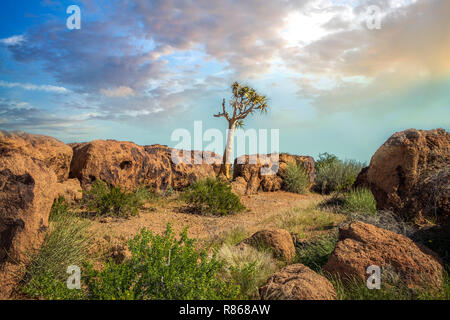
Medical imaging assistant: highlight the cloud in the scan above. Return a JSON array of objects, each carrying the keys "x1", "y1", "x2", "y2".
[
  {"x1": 0, "y1": 80, "x2": 69, "y2": 93},
  {"x1": 100, "y1": 86, "x2": 135, "y2": 97},
  {"x1": 285, "y1": 0, "x2": 450, "y2": 113},
  {"x1": 0, "y1": 35, "x2": 25, "y2": 46}
]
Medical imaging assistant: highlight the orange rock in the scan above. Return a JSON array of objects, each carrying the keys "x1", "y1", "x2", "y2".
[
  {"x1": 0, "y1": 152, "x2": 58, "y2": 299},
  {"x1": 240, "y1": 229, "x2": 295, "y2": 262},
  {"x1": 323, "y1": 221, "x2": 444, "y2": 290},
  {"x1": 0, "y1": 131, "x2": 73, "y2": 182},
  {"x1": 357, "y1": 128, "x2": 449, "y2": 224},
  {"x1": 70, "y1": 140, "x2": 221, "y2": 192},
  {"x1": 233, "y1": 153, "x2": 315, "y2": 195},
  {"x1": 260, "y1": 264, "x2": 337, "y2": 300}
]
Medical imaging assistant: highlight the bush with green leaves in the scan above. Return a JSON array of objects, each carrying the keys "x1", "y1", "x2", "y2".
[
  {"x1": 83, "y1": 224, "x2": 240, "y2": 300},
  {"x1": 181, "y1": 178, "x2": 245, "y2": 216},
  {"x1": 21, "y1": 198, "x2": 91, "y2": 300},
  {"x1": 82, "y1": 180, "x2": 150, "y2": 217},
  {"x1": 281, "y1": 162, "x2": 310, "y2": 194},
  {"x1": 314, "y1": 153, "x2": 365, "y2": 194}
]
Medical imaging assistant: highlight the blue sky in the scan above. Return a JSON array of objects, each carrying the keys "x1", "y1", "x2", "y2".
[{"x1": 0, "y1": 0, "x2": 449, "y2": 162}]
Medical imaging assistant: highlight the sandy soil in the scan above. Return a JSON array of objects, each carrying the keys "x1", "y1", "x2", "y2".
[{"x1": 88, "y1": 191, "x2": 329, "y2": 256}]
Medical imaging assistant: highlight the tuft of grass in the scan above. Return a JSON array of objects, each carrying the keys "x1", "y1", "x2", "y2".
[
  {"x1": 82, "y1": 180, "x2": 151, "y2": 217},
  {"x1": 293, "y1": 231, "x2": 338, "y2": 272},
  {"x1": 328, "y1": 270, "x2": 450, "y2": 300},
  {"x1": 281, "y1": 162, "x2": 310, "y2": 194},
  {"x1": 209, "y1": 227, "x2": 249, "y2": 248},
  {"x1": 181, "y1": 178, "x2": 246, "y2": 216},
  {"x1": 83, "y1": 224, "x2": 240, "y2": 300},
  {"x1": 342, "y1": 188, "x2": 377, "y2": 216},
  {"x1": 315, "y1": 153, "x2": 365, "y2": 194},
  {"x1": 21, "y1": 198, "x2": 92, "y2": 300},
  {"x1": 216, "y1": 243, "x2": 278, "y2": 299}
]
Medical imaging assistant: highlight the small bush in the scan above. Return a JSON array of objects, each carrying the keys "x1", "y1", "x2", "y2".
[
  {"x1": 22, "y1": 198, "x2": 91, "y2": 300},
  {"x1": 315, "y1": 153, "x2": 365, "y2": 194},
  {"x1": 294, "y1": 232, "x2": 338, "y2": 271},
  {"x1": 281, "y1": 162, "x2": 310, "y2": 194},
  {"x1": 82, "y1": 180, "x2": 150, "y2": 217},
  {"x1": 217, "y1": 244, "x2": 278, "y2": 299},
  {"x1": 181, "y1": 178, "x2": 245, "y2": 216},
  {"x1": 342, "y1": 188, "x2": 377, "y2": 216},
  {"x1": 83, "y1": 224, "x2": 240, "y2": 300}
]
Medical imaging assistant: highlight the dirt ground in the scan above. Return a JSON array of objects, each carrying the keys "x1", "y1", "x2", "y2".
[{"x1": 88, "y1": 191, "x2": 342, "y2": 258}]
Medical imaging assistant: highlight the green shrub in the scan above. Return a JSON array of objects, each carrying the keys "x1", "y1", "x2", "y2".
[
  {"x1": 82, "y1": 180, "x2": 150, "y2": 217},
  {"x1": 315, "y1": 153, "x2": 365, "y2": 194},
  {"x1": 342, "y1": 188, "x2": 377, "y2": 216},
  {"x1": 22, "y1": 198, "x2": 91, "y2": 300},
  {"x1": 181, "y1": 178, "x2": 245, "y2": 216},
  {"x1": 83, "y1": 224, "x2": 240, "y2": 300},
  {"x1": 217, "y1": 244, "x2": 278, "y2": 299},
  {"x1": 294, "y1": 232, "x2": 338, "y2": 271},
  {"x1": 281, "y1": 162, "x2": 310, "y2": 194}
]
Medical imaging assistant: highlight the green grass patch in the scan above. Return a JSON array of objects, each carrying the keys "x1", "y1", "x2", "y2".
[
  {"x1": 21, "y1": 198, "x2": 91, "y2": 300},
  {"x1": 216, "y1": 243, "x2": 278, "y2": 299},
  {"x1": 293, "y1": 232, "x2": 338, "y2": 272}
]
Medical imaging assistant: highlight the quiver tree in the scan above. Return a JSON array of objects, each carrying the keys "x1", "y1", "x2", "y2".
[{"x1": 214, "y1": 82, "x2": 269, "y2": 179}]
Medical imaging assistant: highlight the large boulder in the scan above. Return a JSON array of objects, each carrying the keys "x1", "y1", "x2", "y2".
[
  {"x1": 240, "y1": 229, "x2": 295, "y2": 262},
  {"x1": 0, "y1": 151, "x2": 58, "y2": 298},
  {"x1": 357, "y1": 128, "x2": 449, "y2": 224},
  {"x1": 259, "y1": 264, "x2": 337, "y2": 300},
  {"x1": 0, "y1": 131, "x2": 73, "y2": 182},
  {"x1": 323, "y1": 221, "x2": 444, "y2": 290},
  {"x1": 70, "y1": 140, "x2": 221, "y2": 192},
  {"x1": 233, "y1": 153, "x2": 315, "y2": 195}
]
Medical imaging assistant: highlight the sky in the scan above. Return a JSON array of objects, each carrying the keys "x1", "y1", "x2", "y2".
[{"x1": 0, "y1": 0, "x2": 449, "y2": 162}]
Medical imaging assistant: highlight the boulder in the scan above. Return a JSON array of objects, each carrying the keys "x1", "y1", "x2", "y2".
[
  {"x1": 0, "y1": 152, "x2": 58, "y2": 298},
  {"x1": 56, "y1": 178, "x2": 82, "y2": 203},
  {"x1": 233, "y1": 153, "x2": 315, "y2": 195},
  {"x1": 259, "y1": 264, "x2": 337, "y2": 300},
  {"x1": 0, "y1": 131, "x2": 73, "y2": 182},
  {"x1": 358, "y1": 128, "x2": 449, "y2": 224},
  {"x1": 240, "y1": 229, "x2": 295, "y2": 262},
  {"x1": 323, "y1": 221, "x2": 444, "y2": 290},
  {"x1": 69, "y1": 140, "x2": 221, "y2": 192}
]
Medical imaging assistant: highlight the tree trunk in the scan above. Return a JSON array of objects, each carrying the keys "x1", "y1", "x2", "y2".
[{"x1": 221, "y1": 121, "x2": 235, "y2": 179}]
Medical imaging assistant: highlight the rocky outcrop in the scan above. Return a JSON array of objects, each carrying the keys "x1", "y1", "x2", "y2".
[
  {"x1": 259, "y1": 264, "x2": 337, "y2": 300},
  {"x1": 355, "y1": 128, "x2": 449, "y2": 224},
  {"x1": 70, "y1": 140, "x2": 221, "y2": 192},
  {"x1": 323, "y1": 221, "x2": 444, "y2": 290},
  {"x1": 240, "y1": 229, "x2": 295, "y2": 262},
  {"x1": 0, "y1": 131, "x2": 73, "y2": 182},
  {"x1": 233, "y1": 153, "x2": 315, "y2": 195},
  {"x1": 0, "y1": 148, "x2": 58, "y2": 298}
]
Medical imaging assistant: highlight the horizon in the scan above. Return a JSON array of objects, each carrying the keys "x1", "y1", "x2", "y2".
[{"x1": 0, "y1": 0, "x2": 449, "y2": 163}]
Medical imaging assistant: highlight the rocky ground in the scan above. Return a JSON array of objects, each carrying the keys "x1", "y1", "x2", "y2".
[{"x1": 1, "y1": 128, "x2": 448, "y2": 300}]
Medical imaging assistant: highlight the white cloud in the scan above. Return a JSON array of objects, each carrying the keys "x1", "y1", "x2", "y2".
[
  {"x1": 0, "y1": 80, "x2": 69, "y2": 93},
  {"x1": 0, "y1": 35, "x2": 25, "y2": 46},
  {"x1": 100, "y1": 86, "x2": 135, "y2": 97}
]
